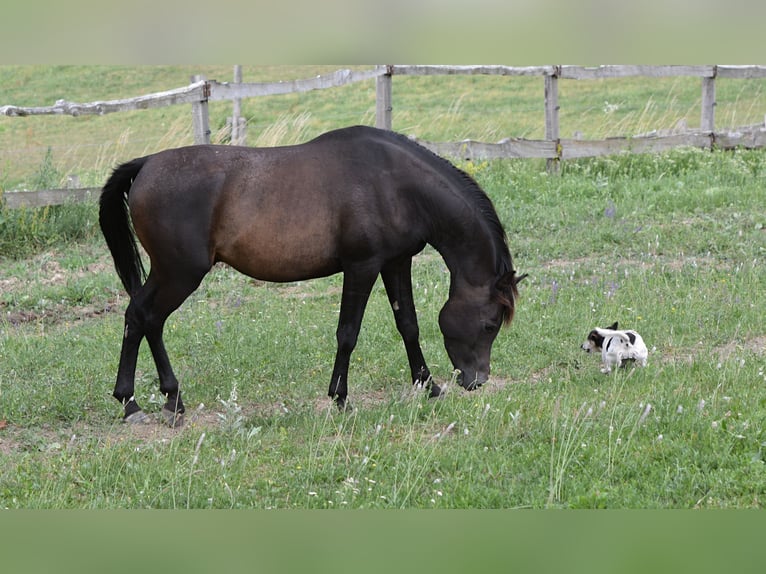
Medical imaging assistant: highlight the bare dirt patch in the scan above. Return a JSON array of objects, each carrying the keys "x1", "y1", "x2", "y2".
[
  {"x1": 272, "y1": 283, "x2": 342, "y2": 301},
  {"x1": 0, "y1": 407, "x2": 243, "y2": 455},
  {"x1": 311, "y1": 388, "x2": 394, "y2": 416},
  {"x1": 1, "y1": 249, "x2": 122, "y2": 326},
  {"x1": 713, "y1": 335, "x2": 766, "y2": 361},
  {"x1": 2, "y1": 300, "x2": 121, "y2": 327}
]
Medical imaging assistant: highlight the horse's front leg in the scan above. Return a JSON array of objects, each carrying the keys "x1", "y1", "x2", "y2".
[
  {"x1": 328, "y1": 268, "x2": 378, "y2": 410},
  {"x1": 381, "y1": 258, "x2": 441, "y2": 398}
]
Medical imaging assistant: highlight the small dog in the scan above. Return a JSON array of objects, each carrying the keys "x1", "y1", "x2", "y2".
[{"x1": 581, "y1": 321, "x2": 648, "y2": 373}]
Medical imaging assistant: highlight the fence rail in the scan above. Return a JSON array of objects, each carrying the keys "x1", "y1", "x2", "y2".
[
  {"x1": 0, "y1": 82, "x2": 209, "y2": 117},
  {"x1": 2, "y1": 187, "x2": 100, "y2": 209},
  {"x1": 2, "y1": 65, "x2": 765, "y2": 207}
]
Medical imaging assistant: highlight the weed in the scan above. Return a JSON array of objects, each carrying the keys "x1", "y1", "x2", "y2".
[
  {"x1": 0, "y1": 202, "x2": 98, "y2": 259},
  {"x1": 31, "y1": 147, "x2": 63, "y2": 191}
]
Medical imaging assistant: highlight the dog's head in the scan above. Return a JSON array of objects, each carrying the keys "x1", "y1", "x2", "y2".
[{"x1": 581, "y1": 321, "x2": 619, "y2": 353}]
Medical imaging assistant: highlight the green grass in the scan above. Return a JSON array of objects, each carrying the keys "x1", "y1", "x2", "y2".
[{"x1": 1, "y1": 147, "x2": 765, "y2": 508}]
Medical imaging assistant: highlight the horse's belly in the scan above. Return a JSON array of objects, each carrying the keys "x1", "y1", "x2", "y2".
[
  {"x1": 215, "y1": 232, "x2": 343, "y2": 283},
  {"x1": 232, "y1": 256, "x2": 341, "y2": 283}
]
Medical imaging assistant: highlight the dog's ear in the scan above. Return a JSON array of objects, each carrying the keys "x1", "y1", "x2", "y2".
[{"x1": 607, "y1": 321, "x2": 619, "y2": 330}]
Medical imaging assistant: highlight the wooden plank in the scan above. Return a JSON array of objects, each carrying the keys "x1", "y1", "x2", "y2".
[
  {"x1": 560, "y1": 65, "x2": 715, "y2": 80},
  {"x1": 0, "y1": 69, "x2": 381, "y2": 117},
  {"x1": 190, "y1": 75, "x2": 211, "y2": 145},
  {"x1": 560, "y1": 133, "x2": 714, "y2": 159},
  {"x1": 716, "y1": 65, "x2": 766, "y2": 79},
  {"x1": 418, "y1": 138, "x2": 556, "y2": 160},
  {"x1": 701, "y1": 76, "x2": 716, "y2": 132},
  {"x1": 715, "y1": 127, "x2": 766, "y2": 149},
  {"x1": 544, "y1": 74, "x2": 560, "y2": 171},
  {"x1": 376, "y1": 69, "x2": 393, "y2": 130},
  {"x1": 0, "y1": 81, "x2": 207, "y2": 117},
  {"x1": 231, "y1": 65, "x2": 245, "y2": 145},
  {"x1": 391, "y1": 65, "x2": 557, "y2": 77},
  {"x1": 544, "y1": 74, "x2": 560, "y2": 141},
  {"x1": 208, "y1": 68, "x2": 384, "y2": 101},
  {"x1": 3, "y1": 188, "x2": 100, "y2": 209}
]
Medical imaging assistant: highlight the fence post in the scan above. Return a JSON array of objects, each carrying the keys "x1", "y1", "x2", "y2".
[
  {"x1": 701, "y1": 68, "x2": 716, "y2": 138},
  {"x1": 230, "y1": 65, "x2": 246, "y2": 145},
  {"x1": 376, "y1": 65, "x2": 393, "y2": 130},
  {"x1": 544, "y1": 68, "x2": 560, "y2": 173},
  {"x1": 190, "y1": 74, "x2": 211, "y2": 145}
]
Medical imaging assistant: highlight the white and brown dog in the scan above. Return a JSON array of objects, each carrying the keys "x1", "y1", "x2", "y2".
[{"x1": 581, "y1": 321, "x2": 648, "y2": 373}]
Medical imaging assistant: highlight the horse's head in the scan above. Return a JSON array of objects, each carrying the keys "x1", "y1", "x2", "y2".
[{"x1": 438, "y1": 270, "x2": 527, "y2": 389}]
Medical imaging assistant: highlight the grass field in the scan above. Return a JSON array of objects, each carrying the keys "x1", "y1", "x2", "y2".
[
  {"x1": 0, "y1": 66, "x2": 765, "y2": 508},
  {"x1": 1, "y1": 147, "x2": 764, "y2": 509}
]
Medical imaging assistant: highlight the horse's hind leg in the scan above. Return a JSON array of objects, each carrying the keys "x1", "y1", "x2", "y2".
[
  {"x1": 112, "y1": 293, "x2": 151, "y2": 422},
  {"x1": 113, "y1": 267, "x2": 207, "y2": 425},
  {"x1": 381, "y1": 258, "x2": 441, "y2": 398}
]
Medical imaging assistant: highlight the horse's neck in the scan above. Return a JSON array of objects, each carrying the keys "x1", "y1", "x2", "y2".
[
  {"x1": 414, "y1": 165, "x2": 500, "y2": 287},
  {"x1": 428, "y1": 216, "x2": 497, "y2": 288}
]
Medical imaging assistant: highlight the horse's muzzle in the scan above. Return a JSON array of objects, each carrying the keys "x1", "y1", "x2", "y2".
[{"x1": 457, "y1": 370, "x2": 488, "y2": 391}]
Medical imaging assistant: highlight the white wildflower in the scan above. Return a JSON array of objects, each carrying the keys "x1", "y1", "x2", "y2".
[{"x1": 639, "y1": 403, "x2": 652, "y2": 424}]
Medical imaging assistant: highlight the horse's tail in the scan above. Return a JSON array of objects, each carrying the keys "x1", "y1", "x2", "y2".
[{"x1": 99, "y1": 157, "x2": 149, "y2": 297}]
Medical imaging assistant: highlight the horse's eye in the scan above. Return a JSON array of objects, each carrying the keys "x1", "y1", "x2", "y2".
[{"x1": 482, "y1": 321, "x2": 498, "y2": 334}]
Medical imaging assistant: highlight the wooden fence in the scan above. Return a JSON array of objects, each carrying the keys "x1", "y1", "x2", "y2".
[{"x1": 2, "y1": 65, "x2": 765, "y2": 208}]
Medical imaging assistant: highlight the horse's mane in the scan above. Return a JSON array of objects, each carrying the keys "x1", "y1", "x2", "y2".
[
  {"x1": 385, "y1": 130, "x2": 513, "y2": 276},
  {"x1": 314, "y1": 126, "x2": 523, "y2": 324}
]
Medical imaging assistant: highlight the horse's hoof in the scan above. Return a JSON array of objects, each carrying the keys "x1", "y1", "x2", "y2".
[
  {"x1": 428, "y1": 383, "x2": 443, "y2": 398},
  {"x1": 124, "y1": 410, "x2": 152, "y2": 425},
  {"x1": 161, "y1": 408, "x2": 184, "y2": 428},
  {"x1": 334, "y1": 399, "x2": 352, "y2": 413}
]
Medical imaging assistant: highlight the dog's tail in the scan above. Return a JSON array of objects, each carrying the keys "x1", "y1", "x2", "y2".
[{"x1": 595, "y1": 328, "x2": 632, "y2": 343}]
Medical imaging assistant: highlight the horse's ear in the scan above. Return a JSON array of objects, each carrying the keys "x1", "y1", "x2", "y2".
[
  {"x1": 495, "y1": 271, "x2": 528, "y2": 325},
  {"x1": 607, "y1": 321, "x2": 619, "y2": 330},
  {"x1": 496, "y1": 270, "x2": 528, "y2": 293}
]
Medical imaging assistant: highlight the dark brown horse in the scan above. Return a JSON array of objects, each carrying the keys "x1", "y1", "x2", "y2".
[{"x1": 99, "y1": 125, "x2": 526, "y2": 425}]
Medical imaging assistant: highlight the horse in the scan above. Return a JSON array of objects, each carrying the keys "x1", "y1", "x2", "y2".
[{"x1": 99, "y1": 125, "x2": 526, "y2": 426}]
